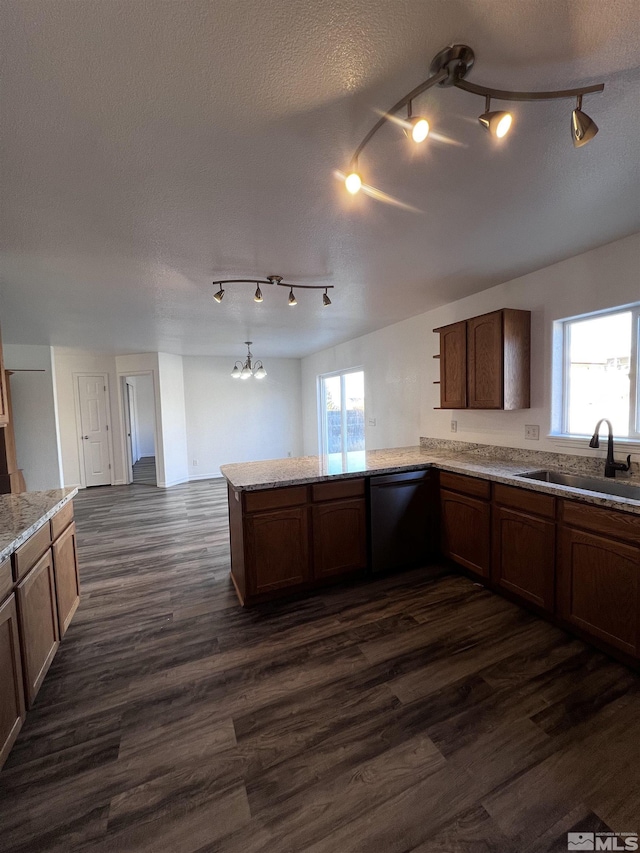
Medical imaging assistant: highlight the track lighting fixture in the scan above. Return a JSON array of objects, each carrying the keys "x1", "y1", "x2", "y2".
[
  {"x1": 571, "y1": 95, "x2": 599, "y2": 148},
  {"x1": 344, "y1": 43, "x2": 604, "y2": 194},
  {"x1": 231, "y1": 342, "x2": 267, "y2": 380},
  {"x1": 212, "y1": 274, "x2": 334, "y2": 307},
  {"x1": 478, "y1": 96, "x2": 512, "y2": 138}
]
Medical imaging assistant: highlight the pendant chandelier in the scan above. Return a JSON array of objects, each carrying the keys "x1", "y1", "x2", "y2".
[
  {"x1": 344, "y1": 44, "x2": 605, "y2": 195},
  {"x1": 231, "y1": 342, "x2": 267, "y2": 380},
  {"x1": 213, "y1": 275, "x2": 333, "y2": 307}
]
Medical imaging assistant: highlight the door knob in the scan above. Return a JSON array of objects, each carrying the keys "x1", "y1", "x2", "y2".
[{"x1": 83, "y1": 435, "x2": 89, "y2": 439}]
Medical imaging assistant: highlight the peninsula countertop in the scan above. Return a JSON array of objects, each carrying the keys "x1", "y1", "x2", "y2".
[
  {"x1": 0, "y1": 488, "x2": 78, "y2": 563},
  {"x1": 220, "y1": 445, "x2": 640, "y2": 516}
]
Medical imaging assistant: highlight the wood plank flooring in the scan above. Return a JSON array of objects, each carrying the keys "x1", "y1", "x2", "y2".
[
  {"x1": 1, "y1": 478, "x2": 639, "y2": 852},
  {"x1": 132, "y1": 456, "x2": 157, "y2": 486}
]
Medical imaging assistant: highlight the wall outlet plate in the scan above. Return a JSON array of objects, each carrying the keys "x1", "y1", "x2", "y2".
[
  {"x1": 368, "y1": 417, "x2": 376, "y2": 426},
  {"x1": 525, "y1": 425, "x2": 540, "y2": 440},
  {"x1": 451, "y1": 420, "x2": 457, "y2": 433}
]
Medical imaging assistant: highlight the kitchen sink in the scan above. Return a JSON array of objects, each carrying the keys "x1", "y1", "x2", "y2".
[{"x1": 516, "y1": 470, "x2": 640, "y2": 500}]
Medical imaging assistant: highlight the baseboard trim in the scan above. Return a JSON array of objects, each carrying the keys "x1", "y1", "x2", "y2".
[{"x1": 188, "y1": 472, "x2": 223, "y2": 482}]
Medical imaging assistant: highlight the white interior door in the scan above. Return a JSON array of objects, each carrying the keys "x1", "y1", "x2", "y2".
[
  {"x1": 77, "y1": 375, "x2": 111, "y2": 487},
  {"x1": 126, "y1": 382, "x2": 139, "y2": 465}
]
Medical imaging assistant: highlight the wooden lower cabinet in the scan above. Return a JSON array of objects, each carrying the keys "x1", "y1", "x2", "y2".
[
  {"x1": 16, "y1": 548, "x2": 60, "y2": 707},
  {"x1": 440, "y1": 489, "x2": 490, "y2": 578},
  {"x1": 0, "y1": 594, "x2": 26, "y2": 766},
  {"x1": 557, "y1": 526, "x2": 640, "y2": 658},
  {"x1": 312, "y1": 497, "x2": 367, "y2": 579},
  {"x1": 492, "y1": 505, "x2": 555, "y2": 612},
  {"x1": 246, "y1": 506, "x2": 310, "y2": 596},
  {"x1": 52, "y1": 521, "x2": 80, "y2": 637}
]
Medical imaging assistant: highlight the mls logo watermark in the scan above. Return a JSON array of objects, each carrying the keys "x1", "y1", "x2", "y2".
[{"x1": 567, "y1": 832, "x2": 639, "y2": 851}]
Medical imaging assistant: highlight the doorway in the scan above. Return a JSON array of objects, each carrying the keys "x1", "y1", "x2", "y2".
[
  {"x1": 318, "y1": 369, "x2": 365, "y2": 473},
  {"x1": 76, "y1": 374, "x2": 113, "y2": 487},
  {"x1": 122, "y1": 374, "x2": 157, "y2": 486}
]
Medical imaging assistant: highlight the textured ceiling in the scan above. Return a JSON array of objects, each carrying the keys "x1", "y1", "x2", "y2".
[{"x1": 1, "y1": 0, "x2": 639, "y2": 358}]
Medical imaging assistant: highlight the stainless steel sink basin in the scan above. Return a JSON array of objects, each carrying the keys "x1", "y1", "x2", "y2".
[{"x1": 516, "y1": 470, "x2": 640, "y2": 500}]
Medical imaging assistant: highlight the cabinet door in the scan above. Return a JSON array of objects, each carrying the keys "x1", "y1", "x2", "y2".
[
  {"x1": 0, "y1": 594, "x2": 26, "y2": 768},
  {"x1": 312, "y1": 498, "x2": 367, "y2": 580},
  {"x1": 246, "y1": 507, "x2": 310, "y2": 595},
  {"x1": 16, "y1": 549, "x2": 60, "y2": 707},
  {"x1": 52, "y1": 522, "x2": 80, "y2": 637},
  {"x1": 0, "y1": 330, "x2": 8, "y2": 426},
  {"x1": 440, "y1": 489, "x2": 490, "y2": 578},
  {"x1": 467, "y1": 311, "x2": 503, "y2": 409},
  {"x1": 492, "y1": 506, "x2": 555, "y2": 611},
  {"x1": 557, "y1": 527, "x2": 640, "y2": 658},
  {"x1": 439, "y1": 322, "x2": 467, "y2": 408}
]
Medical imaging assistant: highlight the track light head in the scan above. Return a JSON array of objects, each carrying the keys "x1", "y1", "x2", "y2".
[
  {"x1": 254, "y1": 284, "x2": 263, "y2": 303},
  {"x1": 572, "y1": 96, "x2": 598, "y2": 147},
  {"x1": 478, "y1": 97, "x2": 512, "y2": 138},
  {"x1": 288, "y1": 288, "x2": 297, "y2": 306},
  {"x1": 345, "y1": 171, "x2": 362, "y2": 194},
  {"x1": 322, "y1": 288, "x2": 331, "y2": 307},
  {"x1": 407, "y1": 116, "x2": 430, "y2": 143},
  {"x1": 213, "y1": 287, "x2": 225, "y2": 303}
]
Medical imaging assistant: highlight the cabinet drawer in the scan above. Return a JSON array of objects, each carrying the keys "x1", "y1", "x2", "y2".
[
  {"x1": 560, "y1": 500, "x2": 640, "y2": 546},
  {"x1": 13, "y1": 523, "x2": 52, "y2": 582},
  {"x1": 311, "y1": 478, "x2": 365, "y2": 502},
  {"x1": 0, "y1": 558, "x2": 12, "y2": 603},
  {"x1": 439, "y1": 471, "x2": 491, "y2": 500},
  {"x1": 493, "y1": 483, "x2": 555, "y2": 519},
  {"x1": 244, "y1": 485, "x2": 308, "y2": 513},
  {"x1": 51, "y1": 501, "x2": 74, "y2": 540}
]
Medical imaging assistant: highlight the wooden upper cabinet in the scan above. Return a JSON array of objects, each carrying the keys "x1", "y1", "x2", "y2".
[
  {"x1": 435, "y1": 309, "x2": 530, "y2": 410},
  {"x1": 467, "y1": 311, "x2": 503, "y2": 408},
  {"x1": 439, "y1": 321, "x2": 467, "y2": 409},
  {"x1": 0, "y1": 328, "x2": 9, "y2": 427}
]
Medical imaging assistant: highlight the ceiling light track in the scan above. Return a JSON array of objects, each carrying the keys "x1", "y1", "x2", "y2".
[
  {"x1": 345, "y1": 43, "x2": 604, "y2": 191},
  {"x1": 212, "y1": 274, "x2": 334, "y2": 306}
]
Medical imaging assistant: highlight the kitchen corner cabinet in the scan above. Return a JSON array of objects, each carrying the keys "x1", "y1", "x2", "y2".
[
  {"x1": 228, "y1": 479, "x2": 367, "y2": 605},
  {"x1": 557, "y1": 500, "x2": 640, "y2": 659},
  {"x1": 439, "y1": 471, "x2": 491, "y2": 578},
  {"x1": 434, "y1": 308, "x2": 530, "y2": 410},
  {"x1": 0, "y1": 593, "x2": 26, "y2": 767},
  {"x1": 492, "y1": 483, "x2": 555, "y2": 612}
]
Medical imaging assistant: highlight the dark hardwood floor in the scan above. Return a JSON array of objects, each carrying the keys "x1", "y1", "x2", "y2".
[{"x1": 1, "y1": 478, "x2": 639, "y2": 852}]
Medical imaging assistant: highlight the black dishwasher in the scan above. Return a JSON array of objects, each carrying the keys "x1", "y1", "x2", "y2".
[{"x1": 369, "y1": 470, "x2": 436, "y2": 575}]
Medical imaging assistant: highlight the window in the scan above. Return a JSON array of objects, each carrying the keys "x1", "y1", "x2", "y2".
[
  {"x1": 560, "y1": 304, "x2": 639, "y2": 439},
  {"x1": 318, "y1": 369, "x2": 365, "y2": 472}
]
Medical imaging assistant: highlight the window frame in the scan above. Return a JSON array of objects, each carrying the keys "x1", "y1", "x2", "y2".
[{"x1": 560, "y1": 303, "x2": 640, "y2": 440}]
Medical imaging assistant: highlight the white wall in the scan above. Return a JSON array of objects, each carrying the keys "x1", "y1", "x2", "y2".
[
  {"x1": 302, "y1": 233, "x2": 640, "y2": 458},
  {"x1": 3, "y1": 344, "x2": 63, "y2": 490},
  {"x1": 183, "y1": 355, "x2": 303, "y2": 479},
  {"x1": 128, "y1": 374, "x2": 155, "y2": 457},
  {"x1": 157, "y1": 352, "x2": 189, "y2": 487},
  {"x1": 52, "y1": 347, "x2": 125, "y2": 487}
]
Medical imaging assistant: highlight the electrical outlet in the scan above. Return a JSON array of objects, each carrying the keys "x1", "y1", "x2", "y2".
[
  {"x1": 450, "y1": 420, "x2": 457, "y2": 433},
  {"x1": 525, "y1": 425, "x2": 540, "y2": 440},
  {"x1": 368, "y1": 417, "x2": 376, "y2": 426},
  {"x1": 192, "y1": 459, "x2": 198, "y2": 466},
  {"x1": 288, "y1": 451, "x2": 291, "y2": 457}
]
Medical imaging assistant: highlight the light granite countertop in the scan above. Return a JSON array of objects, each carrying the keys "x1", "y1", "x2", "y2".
[
  {"x1": 220, "y1": 445, "x2": 640, "y2": 516},
  {"x1": 0, "y1": 488, "x2": 78, "y2": 563}
]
